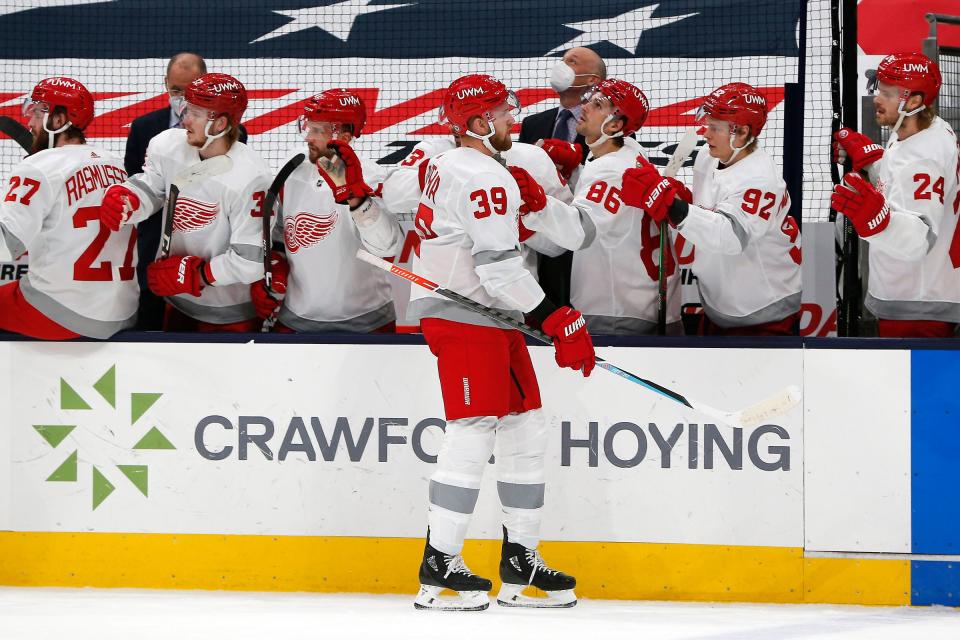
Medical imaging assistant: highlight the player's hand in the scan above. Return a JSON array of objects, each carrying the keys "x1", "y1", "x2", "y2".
[
  {"x1": 833, "y1": 128, "x2": 883, "y2": 172},
  {"x1": 541, "y1": 306, "x2": 595, "y2": 377},
  {"x1": 250, "y1": 251, "x2": 289, "y2": 319},
  {"x1": 99, "y1": 185, "x2": 140, "y2": 232},
  {"x1": 831, "y1": 172, "x2": 890, "y2": 237},
  {"x1": 319, "y1": 139, "x2": 373, "y2": 205},
  {"x1": 507, "y1": 166, "x2": 546, "y2": 214},
  {"x1": 539, "y1": 138, "x2": 582, "y2": 181},
  {"x1": 668, "y1": 177, "x2": 693, "y2": 204},
  {"x1": 621, "y1": 156, "x2": 683, "y2": 223},
  {"x1": 147, "y1": 255, "x2": 210, "y2": 297}
]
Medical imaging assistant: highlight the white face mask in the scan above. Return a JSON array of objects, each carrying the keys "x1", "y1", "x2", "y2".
[
  {"x1": 169, "y1": 95, "x2": 185, "y2": 118},
  {"x1": 549, "y1": 61, "x2": 595, "y2": 93}
]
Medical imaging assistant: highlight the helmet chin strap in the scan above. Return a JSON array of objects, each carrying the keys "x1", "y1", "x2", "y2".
[
  {"x1": 200, "y1": 120, "x2": 231, "y2": 152},
  {"x1": 465, "y1": 116, "x2": 498, "y2": 154},
  {"x1": 42, "y1": 113, "x2": 72, "y2": 149},
  {"x1": 723, "y1": 126, "x2": 755, "y2": 164},
  {"x1": 587, "y1": 114, "x2": 624, "y2": 157},
  {"x1": 891, "y1": 97, "x2": 924, "y2": 134}
]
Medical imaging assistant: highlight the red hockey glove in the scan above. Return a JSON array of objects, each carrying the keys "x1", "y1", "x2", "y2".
[
  {"x1": 250, "y1": 251, "x2": 289, "y2": 319},
  {"x1": 539, "y1": 138, "x2": 583, "y2": 181},
  {"x1": 541, "y1": 306, "x2": 595, "y2": 377},
  {"x1": 147, "y1": 255, "x2": 211, "y2": 297},
  {"x1": 621, "y1": 156, "x2": 683, "y2": 223},
  {"x1": 99, "y1": 185, "x2": 140, "y2": 232},
  {"x1": 833, "y1": 128, "x2": 884, "y2": 172},
  {"x1": 831, "y1": 172, "x2": 890, "y2": 237},
  {"x1": 668, "y1": 177, "x2": 693, "y2": 204},
  {"x1": 318, "y1": 139, "x2": 373, "y2": 204},
  {"x1": 508, "y1": 165, "x2": 546, "y2": 214}
]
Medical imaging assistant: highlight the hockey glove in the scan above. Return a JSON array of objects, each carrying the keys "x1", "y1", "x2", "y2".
[
  {"x1": 147, "y1": 255, "x2": 211, "y2": 297},
  {"x1": 541, "y1": 306, "x2": 596, "y2": 377},
  {"x1": 250, "y1": 251, "x2": 290, "y2": 319},
  {"x1": 831, "y1": 172, "x2": 890, "y2": 237},
  {"x1": 621, "y1": 156, "x2": 683, "y2": 224},
  {"x1": 833, "y1": 128, "x2": 884, "y2": 172},
  {"x1": 539, "y1": 138, "x2": 583, "y2": 181},
  {"x1": 99, "y1": 185, "x2": 140, "y2": 232},
  {"x1": 507, "y1": 165, "x2": 547, "y2": 214},
  {"x1": 319, "y1": 139, "x2": 373, "y2": 204}
]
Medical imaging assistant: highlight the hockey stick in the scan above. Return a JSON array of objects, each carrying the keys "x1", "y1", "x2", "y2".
[
  {"x1": 655, "y1": 128, "x2": 699, "y2": 335},
  {"x1": 159, "y1": 155, "x2": 234, "y2": 260},
  {"x1": 0, "y1": 116, "x2": 32, "y2": 153},
  {"x1": 356, "y1": 249, "x2": 800, "y2": 428},
  {"x1": 260, "y1": 153, "x2": 305, "y2": 332}
]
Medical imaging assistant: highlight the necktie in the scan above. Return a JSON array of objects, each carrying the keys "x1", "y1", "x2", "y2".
[{"x1": 552, "y1": 109, "x2": 574, "y2": 141}]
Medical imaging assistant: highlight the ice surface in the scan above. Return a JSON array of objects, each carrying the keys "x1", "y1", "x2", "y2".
[{"x1": 1, "y1": 588, "x2": 958, "y2": 640}]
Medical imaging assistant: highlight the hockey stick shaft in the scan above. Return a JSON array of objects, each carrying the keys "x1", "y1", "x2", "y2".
[
  {"x1": 357, "y1": 249, "x2": 699, "y2": 409},
  {"x1": 260, "y1": 153, "x2": 306, "y2": 332},
  {"x1": 0, "y1": 116, "x2": 32, "y2": 153},
  {"x1": 159, "y1": 155, "x2": 234, "y2": 260},
  {"x1": 655, "y1": 128, "x2": 699, "y2": 335}
]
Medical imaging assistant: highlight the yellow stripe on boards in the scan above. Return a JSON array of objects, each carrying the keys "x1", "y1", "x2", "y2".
[{"x1": 0, "y1": 532, "x2": 909, "y2": 605}]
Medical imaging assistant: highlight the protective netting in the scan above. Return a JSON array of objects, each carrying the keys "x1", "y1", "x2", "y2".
[
  {"x1": 0, "y1": 0, "x2": 833, "y2": 221},
  {"x1": 939, "y1": 47, "x2": 960, "y2": 135}
]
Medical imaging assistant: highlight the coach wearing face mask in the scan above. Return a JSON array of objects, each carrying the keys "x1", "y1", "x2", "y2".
[
  {"x1": 519, "y1": 46, "x2": 605, "y2": 308},
  {"x1": 123, "y1": 52, "x2": 247, "y2": 330}
]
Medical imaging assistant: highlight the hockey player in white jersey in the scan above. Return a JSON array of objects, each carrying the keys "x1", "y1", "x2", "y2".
[
  {"x1": 0, "y1": 77, "x2": 137, "y2": 339},
  {"x1": 250, "y1": 88, "x2": 402, "y2": 332},
  {"x1": 410, "y1": 74, "x2": 592, "y2": 611},
  {"x1": 99, "y1": 73, "x2": 271, "y2": 332},
  {"x1": 832, "y1": 53, "x2": 959, "y2": 337},
  {"x1": 568, "y1": 77, "x2": 680, "y2": 334},
  {"x1": 622, "y1": 82, "x2": 802, "y2": 335},
  {"x1": 381, "y1": 128, "x2": 590, "y2": 282}
]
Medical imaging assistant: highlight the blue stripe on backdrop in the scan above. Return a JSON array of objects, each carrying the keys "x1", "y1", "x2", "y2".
[{"x1": 910, "y1": 350, "x2": 960, "y2": 556}]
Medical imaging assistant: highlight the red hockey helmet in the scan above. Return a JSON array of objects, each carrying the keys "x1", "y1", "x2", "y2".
[
  {"x1": 872, "y1": 53, "x2": 941, "y2": 106},
  {"x1": 697, "y1": 82, "x2": 768, "y2": 136},
  {"x1": 27, "y1": 77, "x2": 94, "y2": 130},
  {"x1": 583, "y1": 78, "x2": 649, "y2": 135},
  {"x1": 302, "y1": 88, "x2": 367, "y2": 135},
  {"x1": 184, "y1": 73, "x2": 248, "y2": 125},
  {"x1": 439, "y1": 74, "x2": 519, "y2": 135}
]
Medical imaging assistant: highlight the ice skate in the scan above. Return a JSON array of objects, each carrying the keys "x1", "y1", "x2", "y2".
[
  {"x1": 413, "y1": 540, "x2": 492, "y2": 611},
  {"x1": 496, "y1": 528, "x2": 577, "y2": 608}
]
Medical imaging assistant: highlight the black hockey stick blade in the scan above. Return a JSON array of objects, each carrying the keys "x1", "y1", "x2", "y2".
[
  {"x1": 159, "y1": 155, "x2": 234, "y2": 260},
  {"x1": 0, "y1": 116, "x2": 32, "y2": 153}
]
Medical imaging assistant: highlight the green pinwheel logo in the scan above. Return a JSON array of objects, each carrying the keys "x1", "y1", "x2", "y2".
[{"x1": 32, "y1": 364, "x2": 175, "y2": 509}]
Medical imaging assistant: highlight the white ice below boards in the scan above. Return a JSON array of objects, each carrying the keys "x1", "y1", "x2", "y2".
[{"x1": 1, "y1": 587, "x2": 959, "y2": 640}]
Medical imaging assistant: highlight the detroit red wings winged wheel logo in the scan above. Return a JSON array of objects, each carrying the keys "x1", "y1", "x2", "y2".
[
  {"x1": 285, "y1": 211, "x2": 339, "y2": 253},
  {"x1": 173, "y1": 197, "x2": 220, "y2": 232}
]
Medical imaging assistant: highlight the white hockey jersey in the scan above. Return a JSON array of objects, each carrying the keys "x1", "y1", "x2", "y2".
[
  {"x1": 0, "y1": 144, "x2": 137, "y2": 338},
  {"x1": 407, "y1": 146, "x2": 547, "y2": 327},
  {"x1": 570, "y1": 145, "x2": 680, "y2": 334},
  {"x1": 680, "y1": 144, "x2": 802, "y2": 327},
  {"x1": 381, "y1": 138, "x2": 587, "y2": 264},
  {"x1": 861, "y1": 116, "x2": 960, "y2": 321},
  {"x1": 275, "y1": 147, "x2": 402, "y2": 332},
  {"x1": 125, "y1": 129, "x2": 271, "y2": 323}
]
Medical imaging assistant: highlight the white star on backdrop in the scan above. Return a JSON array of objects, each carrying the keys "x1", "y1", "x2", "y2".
[
  {"x1": 548, "y1": 4, "x2": 697, "y2": 55},
  {"x1": 251, "y1": 1, "x2": 414, "y2": 44}
]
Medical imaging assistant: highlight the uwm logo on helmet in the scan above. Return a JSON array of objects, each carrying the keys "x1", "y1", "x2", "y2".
[
  {"x1": 902, "y1": 63, "x2": 929, "y2": 74},
  {"x1": 47, "y1": 77, "x2": 79, "y2": 90},
  {"x1": 211, "y1": 81, "x2": 240, "y2": 93},
  {"x1": 455, "y1": 87, "x2": 484, "y2": 99},
  {"x1": 340, "y1": 95, "x2": 361, "y2": 106},
  {"x1": 744, "y1": 94, "x2": 766, "y2": 105}
]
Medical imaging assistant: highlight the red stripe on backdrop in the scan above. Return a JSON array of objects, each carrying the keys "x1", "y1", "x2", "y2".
[{"x1": 858, "y1": 0, "x2": 960, "y2": 55}]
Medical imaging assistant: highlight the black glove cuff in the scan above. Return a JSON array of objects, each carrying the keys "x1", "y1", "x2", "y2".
[
  {"x1": 199, "y1": 260, "x2": 214, "y2": 287},
  {"x1": 667, "y1": 199, "x2": 689, "y2": 226},
  {"x1": 349, "y1": 196, "x2": 371, "y2": 211},
  {"x1": 528, "y1": 296, "x2": 559, "y2": 325}
]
